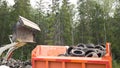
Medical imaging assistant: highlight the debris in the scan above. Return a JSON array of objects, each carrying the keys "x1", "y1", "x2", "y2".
[
  {"x1": 0, "y1": 65, "x2": 10, "y2": 68},
  {"x1": 0, "y1": 58, "x2": 32, "y2": 68}
]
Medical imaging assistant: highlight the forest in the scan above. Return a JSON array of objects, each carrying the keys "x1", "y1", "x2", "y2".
[{"x1": 0, "y1": 0, "x2": 120, "y2": 67}]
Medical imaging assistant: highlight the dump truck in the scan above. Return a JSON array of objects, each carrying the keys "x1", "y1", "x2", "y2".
[{"x1": 31, "y1": 43, "x2": 112, "y2": 68}]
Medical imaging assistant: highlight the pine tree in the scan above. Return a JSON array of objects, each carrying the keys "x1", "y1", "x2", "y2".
[
  {"x1": 111, "y1": 1, "x2": 120, "y2": 61},
  {"x1": 44, "y1": 0, "x2": 60, "y2": 45},
  {"x1": 0, "y1": 0, "x2": 11, "y2": 45},
  {"x1": 76, "y1": 0, "x2": 105, "y2": 44},
  {"x1": 58, "y1": 0, "x2": 73, "y2": 45},
  {"x1": 12, "y1": 0, "x2": 31, "y2": 20}
]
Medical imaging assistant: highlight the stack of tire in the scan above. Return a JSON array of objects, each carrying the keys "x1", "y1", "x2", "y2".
[{"x1": 59, "y1": 43, "x2": 106, "y2": 58}]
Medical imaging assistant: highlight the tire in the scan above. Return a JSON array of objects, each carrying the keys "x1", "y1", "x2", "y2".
[
  {"x1": 81, "y1": 48, "x2": 88, "y2": 52},
  {"x1": 101, "y1": 44, "x2": 106, "y2": 48},
  {"x1": 71, "y1": 49, "x2": 85, "y2": 57},
  {"x1": 86, "y1": 43, "x2": 95, "y2": 48},
  {"x1": 95, "y1": 45, "x2": 106, "y2": 51},
  {"x1": 75, "y1": 47, "x2": 84, "y2": 50},
  {"x1": 77, "y1": 43, "x2": 87, "y2": 49},
  {"x1": 58, "y1": 54, "x2": 66, "y2": 56},
  {"x1": 85, "y1": 52, "x2": 98, "y2": 57},
  {"x1": 96, "y1": 50, "x2": 106, "y2": 57},
  {"x1": 66, "y1": 46, "x2": 74, "y2": 55},
  {"x1": 85, "y1": 49, "x2": 97, "y2": 56}
]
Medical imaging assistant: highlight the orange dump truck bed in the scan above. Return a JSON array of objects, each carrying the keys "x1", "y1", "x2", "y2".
[{"x1": 32, "y1": 43, "x2": 112, "y2": 68}]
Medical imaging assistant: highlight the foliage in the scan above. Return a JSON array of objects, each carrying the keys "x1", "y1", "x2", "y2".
[
  {"x1": 0, "y1": 1, "x2": 11, "y2": 45},
  {"x1": 76, "y1": 0, "x2": 105, "y2": 44},
  {"x1": 113, "y1": 60, "x2": 120, "y2": 68}
]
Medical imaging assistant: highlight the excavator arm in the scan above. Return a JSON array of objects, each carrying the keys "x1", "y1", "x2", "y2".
[
  {"x1": 1, "y1": 42, "x2": 26, "y2": 63},
  {"x1": 0, "y1": 42, "x2": 17, "y2": 57},
  {"x1": 0, "y1": 16, "x2": 40, "y2": 64}
]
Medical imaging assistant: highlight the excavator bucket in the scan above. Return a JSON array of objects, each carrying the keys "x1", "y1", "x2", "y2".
[
  {"x1": 12, "y1": 16, "x2": 41, "y2": 43},
  {"x1": 0, "y1": 16, "x2": 41, "y2": 63}
]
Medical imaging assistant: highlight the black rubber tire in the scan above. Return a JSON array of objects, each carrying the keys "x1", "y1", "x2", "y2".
[
  {"x1": 77, "y1": 43, "x2": 87, "y2": 49},
  {"x1": 85, "y1": 49, "x2": 97, "y2": 56},
  {"x1": 95, "y1": 45, "x2": 106, "y2": 51},
  {"x1": 101, "y1": 44, "x2": 106, "y2": 48},
  {"x1": 66, "y1": 46, "x2": 74, "y2": 55},
  {"x1": 97, "y1": 50, "x2": 106, "y2": 57},
  {"x1": 86, "y1": 52, "x2": 98, "y2": 57},
  {"x1": 93, "y1": 49, "x2": 106, "y2": 57},
  {"x1": 71, "y1": 49, "x2": 85, "y2": 57},
  {"x1": 75, "y1": 47, "x2": 84, "y2": 50},
  {"x1": 58, "y1": 54, "x2": 66, "y2": 56},
  {"x1": 86, "y1": 43, "x2": 95, "y2": 48},
  {"x1": 81, "y1": 48, "x2": 88, "y2": 52}
]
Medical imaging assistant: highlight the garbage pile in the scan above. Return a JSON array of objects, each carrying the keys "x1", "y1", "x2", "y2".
[
  {"x1": 0, "y1": 58, "x2": 31, "y2": 68},
  {"x1": 59, "y1": 43, "x2": 106, "y2": 57}
]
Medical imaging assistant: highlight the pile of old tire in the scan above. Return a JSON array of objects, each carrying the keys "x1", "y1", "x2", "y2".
[
  {"x1": 59, "y1": 43, "x2": 106, "y2": 58},
  {"x1": 0, "y1": 58, "x2": 31, "y2": 68}
]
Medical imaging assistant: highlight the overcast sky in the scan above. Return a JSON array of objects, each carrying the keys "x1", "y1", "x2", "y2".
[{"x1": 7, "y1": 0, "x2": 77, "y2": 7}]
